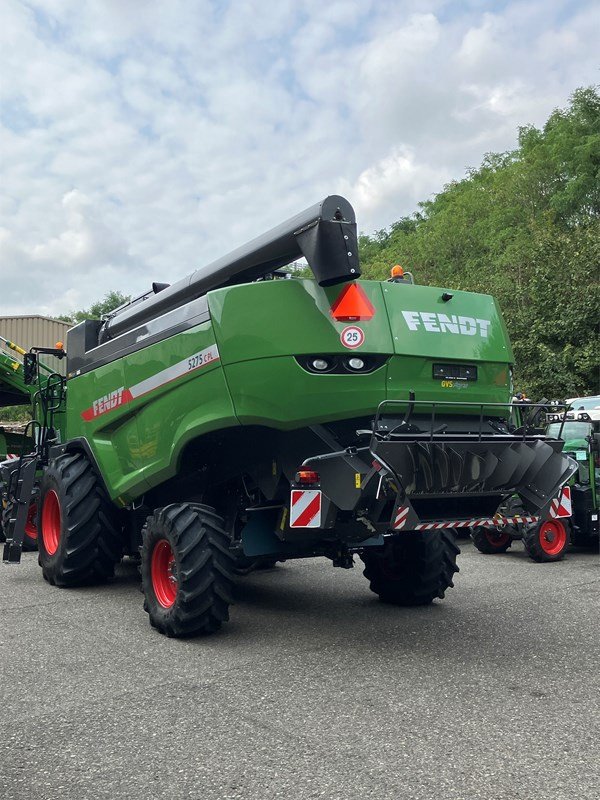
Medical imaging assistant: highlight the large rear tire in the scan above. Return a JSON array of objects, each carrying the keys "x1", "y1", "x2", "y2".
[
  {"x1": 522, "y1": 518, "x2": 569, "y2": 562},
  {"x1": 470, "y1": 527, "x2": 512, "y2": 554},
  {"x1": 38, "y1": 453, "x2": 123, "y2": 586},
  {"x1": 141, "y1": 503, "x2": 236, "y2": 637},
  {"x1": 361, "y1": 530, "x2": 459, "y2": 605}
]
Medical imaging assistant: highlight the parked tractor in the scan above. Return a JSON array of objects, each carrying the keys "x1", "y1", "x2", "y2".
[
  {"x1": 471, "y1": 400, "x2": 599, "y2": 560},
  {"x1": 2, "y1": 197, "x2": 576, "y2": 637},
  {"x1": 546, "y1": 403, "x2": 599, "y2": 548}
]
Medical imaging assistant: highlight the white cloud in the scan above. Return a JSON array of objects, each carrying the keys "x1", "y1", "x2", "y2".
[{"x1": 0, "y1": 0, "x2": 598, "y2": 314}]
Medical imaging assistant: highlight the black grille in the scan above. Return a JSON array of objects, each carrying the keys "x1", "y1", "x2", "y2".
[{"x1": 433, "y1": 363, "x2": 477, "y2": 381}]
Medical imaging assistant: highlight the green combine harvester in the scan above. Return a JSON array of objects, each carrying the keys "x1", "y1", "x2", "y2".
[{"x1": 2, "y1": 196, "x2": 576, "y2": 638}]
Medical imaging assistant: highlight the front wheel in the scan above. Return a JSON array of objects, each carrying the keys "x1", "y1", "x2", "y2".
[
  {"x1": 522, "y1": 519, "x2": 570, "y2": 562},
  {"x1": 141, "y1": 504, "x2": 236, "y2": 637},
  {"x1": 38, "y1": 453, "x2": 123, "y2": 586},
  {"x1": 361, "y1": 530, "x2": 460, "y2": 605}
]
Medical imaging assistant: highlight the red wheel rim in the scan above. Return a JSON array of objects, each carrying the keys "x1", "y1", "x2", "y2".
[
  {"x1": 41, "y1": 490, "x2": 61, "y2": 555},
  {"x1": 538, "y1": 520, "x2": 567, "y2": 556},
  {"x1": 151, "y1": 539, "x2": 178, "y2": 608},
  {"x1": 485, "y1": 529, "x2": 510, "y2": 549},
  {"x1": 25, "y1": 502, "x2": 38, "y2": 539}
]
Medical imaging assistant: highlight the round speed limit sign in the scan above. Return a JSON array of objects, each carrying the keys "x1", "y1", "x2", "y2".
[{"x1": 340, "y1": 326, "x2": 365, "y2": 349}]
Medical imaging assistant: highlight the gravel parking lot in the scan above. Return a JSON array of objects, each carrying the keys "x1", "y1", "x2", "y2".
[{"x1": 1, "y1": 538, "x2": 598, "y2": 800}]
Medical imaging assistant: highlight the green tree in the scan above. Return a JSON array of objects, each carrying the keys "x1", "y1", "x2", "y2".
[
  {"x1": 58, "y1": 290, "x2": 130, "y2": 324},
  {"x1": 359, "y1": 86, "x2": 600, "y2": 398}
]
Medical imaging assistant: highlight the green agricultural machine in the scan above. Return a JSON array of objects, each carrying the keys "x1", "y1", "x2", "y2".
[
  {"x1": 471, "y1": 400, "x2": 599, "y2": 560},
  {"x1": 0, "y1": 335, "x2": 66, "y2": 550},
  {"x1": 2, "y1": 197, "x2": 576, "y2": 637},
  {"x1": 546, "y1": 403, "x2": 599, "y2": 548}
]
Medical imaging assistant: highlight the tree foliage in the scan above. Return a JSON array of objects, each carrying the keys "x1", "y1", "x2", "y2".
[
  {"x1": 358, "y1": 87, "x2": 600, "y2": 398},
  {"x1": 58, "y1": 290, "x2": 131, "y2": 324}
]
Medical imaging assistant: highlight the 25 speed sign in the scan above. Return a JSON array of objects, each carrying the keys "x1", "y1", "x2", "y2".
[{"x1": 340, "y1": 326, "x2": 365, "y2": 349}]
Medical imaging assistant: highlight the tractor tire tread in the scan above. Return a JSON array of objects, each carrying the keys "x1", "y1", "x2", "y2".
[
  {"x1": 361, "y1": 530, "x2": 459, "y2": 606},
  {"x1": 141, "y1": 503, "x2": 235, "y2": 638},
  {"x1": 38, "y1": 453, "x2": 122, "y2": 586}
]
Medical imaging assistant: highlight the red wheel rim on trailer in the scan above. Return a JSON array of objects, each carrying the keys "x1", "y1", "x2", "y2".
[
  {"x1": 538, "y1": 520, "x2": 567, "y2": 557},
  {"x1": 151, "y1": 539, "x2": 178, "y2": 608},
  {"x1": 485, "y1": 530, "x2": 511, "y2": 548},
  {"x1": 25, "y1": 502, "x2": 38, "y2": 540},
  {"x1": 41, "y1": 490, "x2": 61, "y2": 555}
]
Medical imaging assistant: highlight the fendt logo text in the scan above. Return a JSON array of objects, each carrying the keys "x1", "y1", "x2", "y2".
[
  {"x1": 402, "y1": 311, "x2": 491, "y2": 338},
  {"x1": 92, "y1": 387, "x2": 126, "y2": 417}
]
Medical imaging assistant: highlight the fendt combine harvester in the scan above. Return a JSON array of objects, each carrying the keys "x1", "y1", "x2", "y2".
[{"x1": 2, "y1": 197, "x2": 576, "y2": 637}]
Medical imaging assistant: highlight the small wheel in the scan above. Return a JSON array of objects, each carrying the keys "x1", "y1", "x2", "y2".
[
  {"x1": 361, "y1": 530, "x2": 459, "y2": 605},
  {"x1": 522, "y1": 519, "x2": 570, "y2": 562},
  {"x1": 141, "y1": 503, "x2": 236, "y2": 637},
  {"x1": 38, "y1": 453, "x2": 123, "y2": 586},
  {"x1": 1, "y1": 490, "x2": 39, "y2": 551},
  {"x1": 470, "y1": 527, "x2": 512, "y2": 554}
]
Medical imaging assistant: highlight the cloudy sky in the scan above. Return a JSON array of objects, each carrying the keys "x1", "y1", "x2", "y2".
[{"x1": 1, "y1": 0, "x2": 598, "y2": 317}]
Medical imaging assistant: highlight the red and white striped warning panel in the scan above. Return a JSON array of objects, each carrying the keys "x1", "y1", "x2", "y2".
[
  {"x1": 81, "y1": 344, "x2": 220, "y2": 421},
  {"x1": 290, "y1": 490, "x2": 322, "y2": 528},
  {"x1": 393, "y1": 506, "x2": 410, "y2": 530},
  {"x1": 392, "y1": 505, "x2": 539, "y2": 532},
  {"x1": 414, "y1": 516, "x2": 539, "y2": 530},
  {"x1": 549, "y1": 486, "x2": 572, "y2": 519}
]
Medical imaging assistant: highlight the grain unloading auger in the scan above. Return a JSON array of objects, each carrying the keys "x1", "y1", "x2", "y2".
[{"x1": 3, "y1": 196, "x2": 576, "y2": 637}]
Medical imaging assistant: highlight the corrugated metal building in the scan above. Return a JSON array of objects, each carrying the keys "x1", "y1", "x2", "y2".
[{"x1": 0, "y1": 316, "x2": 72, "y2": 376}]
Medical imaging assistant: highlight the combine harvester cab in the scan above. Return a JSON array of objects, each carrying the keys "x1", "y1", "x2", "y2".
[{"x1": 5, "y1": 196, "x2": 577, "y2": 637}]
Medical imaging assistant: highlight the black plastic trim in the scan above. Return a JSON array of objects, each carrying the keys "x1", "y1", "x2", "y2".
[{"x1": 67, "y1": 297, "x2": 211, "y2": 378}]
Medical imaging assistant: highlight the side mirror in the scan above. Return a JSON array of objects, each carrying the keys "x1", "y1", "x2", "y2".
[{"x1": 23, "y1": 353, "x2": 38, "y2": 385}]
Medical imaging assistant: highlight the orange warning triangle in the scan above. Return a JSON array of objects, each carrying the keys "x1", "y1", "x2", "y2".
[{"x1": 330, "y1": 283, "x2": 376, "y2": 321}]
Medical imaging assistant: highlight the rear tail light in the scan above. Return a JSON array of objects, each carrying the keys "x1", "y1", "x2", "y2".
[{"x1": 295, "y1": 469, "x2": 320, "y2": 485}]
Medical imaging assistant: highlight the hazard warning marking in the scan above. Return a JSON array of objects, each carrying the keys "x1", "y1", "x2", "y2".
[
  {"x1": 340, "y1": 326, "x2": 365, "y2": 349},
  {"x1": 330, "y1": 283, "x2": 375, "y2": 321},
  {"x1": 290, "y1": 490, "x2": 322, "y2": 528},
  {"x1": 393, "y1": 506, "x2": 409, "y2": 530},
  {"x1": 549, "y1": 485, "x2": 572, "y2": 519}
]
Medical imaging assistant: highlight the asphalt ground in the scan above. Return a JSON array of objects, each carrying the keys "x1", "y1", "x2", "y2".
[{"x1": 0, "y1": 537, "x2": 598, "y2": 800}]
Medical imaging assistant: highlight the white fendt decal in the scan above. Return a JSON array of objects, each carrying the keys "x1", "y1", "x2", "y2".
[{"x1": 402, "y1": 311, "x2": 491, "y2": 338}]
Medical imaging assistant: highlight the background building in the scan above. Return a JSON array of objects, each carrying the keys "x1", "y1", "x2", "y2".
[{"x1": 0, "y1": 315, "x2": 72, "y2": 376}]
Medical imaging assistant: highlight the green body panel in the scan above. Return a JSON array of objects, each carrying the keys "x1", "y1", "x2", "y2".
[
  {"x1": 223, "y1": 357, "x2": 388, "y2": 427},
  {"x1": 65, "y1": 279, "x2": 514, "y2": 501},
  {"x1": 66, "y1": 322, "x2": 237, "y2": 500},
  {"x1": 381, "y1": 283, "x2": 513, "y2": 362},
  {"x1": 208, "y1": 280, "x2": 395, "y2": 362}
]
